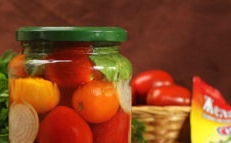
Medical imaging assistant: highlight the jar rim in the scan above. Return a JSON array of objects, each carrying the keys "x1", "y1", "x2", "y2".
[{"x1": 16, "y1": 26, "x2": 127, "y2": 42}]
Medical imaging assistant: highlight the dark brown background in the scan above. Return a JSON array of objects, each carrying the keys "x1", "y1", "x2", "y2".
[{"x1": 1, "y1": 0, "x2": 231, "y2": 100}]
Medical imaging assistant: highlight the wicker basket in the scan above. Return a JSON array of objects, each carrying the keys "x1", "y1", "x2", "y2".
[{"x1": 132, "y1": 106, "x2": 191, "y2": 143}]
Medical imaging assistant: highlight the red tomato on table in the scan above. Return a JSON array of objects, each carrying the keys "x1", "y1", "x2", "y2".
[
  {"x1": 132, "y1": 70, "x2": 174, "y2": 105},
  {"x1": 37, "y1": 106, "x2": 93, "y2": 143},
  {"x1": 146, "y1": 84, "x2": 191, "y2": 106}
]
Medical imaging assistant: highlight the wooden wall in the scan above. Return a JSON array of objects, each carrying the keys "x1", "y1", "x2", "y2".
[{"x1": 1, "y1": 0, "x2": 231, "y2": 99}]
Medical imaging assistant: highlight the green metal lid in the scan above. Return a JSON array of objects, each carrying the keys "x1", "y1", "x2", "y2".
[{"x1": 16, "y1": 26, "x2": 127, "y2": 42}]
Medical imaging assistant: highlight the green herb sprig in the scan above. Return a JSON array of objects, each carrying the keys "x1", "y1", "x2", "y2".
[
  {"x1": 132, "y1": 118, "x2": 147, "y2": 143},
  {"x1": 0, "y1": 49, "x2": 16, "y2": 142}
]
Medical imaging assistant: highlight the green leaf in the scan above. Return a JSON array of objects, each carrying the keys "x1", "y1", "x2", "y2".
[
  {"x1": 1, "y1": 49, "x2": 16, "y2": 63},
  {"x1": 0, "y1": 49, "x2": 16, "y2": 77},
  {"x1": 0, "y1": 49, "x2": 16, "y2": 137},
  {"x1": 132, "y1": 118, "x2": 147, "y2": 143},
  {"x1": 25, "y1": 57, "x2": 45, "y2": 76},
  {"x1": 89, "y1": 47, "x2": 132, "y2": 82},
  {"x1": 0, "y1": 134, "x2": 8, "y2": 143},
  {"x1": 0, "y1": 73, "x2": 8, "y2": 93},
  {"x1": 23, "y1": 45, "x2": 49, "y2": 77},
  {"x1": 0, "y1": 95, "x2": 8, "y2": 135}
]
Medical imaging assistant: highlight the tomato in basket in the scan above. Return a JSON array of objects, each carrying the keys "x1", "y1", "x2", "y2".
[
  {"x1": 146, "y1": 84, "x2": 191, "y2": 106},
  {"x1": 132, "y1": 70, "x2": 174, "y2": 105}
]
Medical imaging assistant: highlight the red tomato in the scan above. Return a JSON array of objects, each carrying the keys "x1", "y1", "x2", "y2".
[
  {"x1": 132, "y1": 70, "x2": 174, "y2": 105},
  {"x1": 45, "y1": 47, "x2": 94, "y2": 89},
  {"x1": 146, "y1": 84, "x2": 191, "y2": 106},
  {"x1": 90, "y1": 108, "x2": 130, "y2": 143},
  {"x1": 37, "y1": 106, "x2": 93, "y2": 143}
]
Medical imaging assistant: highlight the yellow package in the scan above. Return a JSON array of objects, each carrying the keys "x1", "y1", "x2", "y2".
[{"x1": 191, "y1": 76, "x2": 231, "y2": 143}]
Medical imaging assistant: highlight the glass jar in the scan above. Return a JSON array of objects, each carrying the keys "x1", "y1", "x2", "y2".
[{"x1": 8, "y1": 27, "x2": 132, "y2": 143}]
